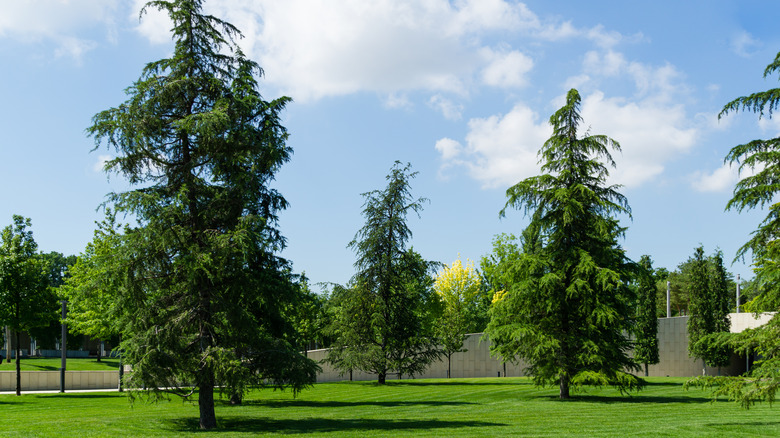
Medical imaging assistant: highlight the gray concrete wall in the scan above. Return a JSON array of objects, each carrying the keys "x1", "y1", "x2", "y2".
[
  {"x1": 0, "y1": 370, "x2": 118, "y2": 391},
  {"x1": 309, "y1": 312, "x2": 774, "y2": 382}
]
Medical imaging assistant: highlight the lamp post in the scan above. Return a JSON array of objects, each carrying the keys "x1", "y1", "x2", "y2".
[{"x1": 60, "y1": 300, "x2": 67, "y2": 393}]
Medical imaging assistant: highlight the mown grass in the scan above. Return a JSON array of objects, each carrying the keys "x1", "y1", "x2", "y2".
[
  {"x1": 0, "y1": 357, "x2": 120, "y2": 371},
  {"x1": 0, "y1": 377, "x2": 778, "y2": 437}
]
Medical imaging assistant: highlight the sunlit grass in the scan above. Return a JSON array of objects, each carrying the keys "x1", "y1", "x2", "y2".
[
  {"x1": 0, "y1": 357, "x2": 120, "y2": 371},
  {"x1": 0, "y1": 377, "x2": 778, "y2": 437}
]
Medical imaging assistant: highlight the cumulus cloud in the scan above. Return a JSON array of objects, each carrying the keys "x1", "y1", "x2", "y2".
[
  {"x1": 480, "y1": 47, "x2": 534, "y2": 88},
  {"x1": 429, "y1": 95, "x2": 464, "y2": 121},
  {"x1": 435, "y1": 104, "x2": 550, "y2": 188},
  {"x1": 0, "y1": 0, "x2": 119, "y2": 60},
  {"x1": 437, "y1": 90, "x2": 697, "y2": 189},
  {"x1": 691, "y1": 162, "x2": 763, "y2": 193},
  {"x1": 130, "y1": 0, "x2": 596, "y2": 103}
]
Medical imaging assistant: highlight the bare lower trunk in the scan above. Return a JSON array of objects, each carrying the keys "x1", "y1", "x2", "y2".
[
  {"x1": 559, "y1": 374, "x2": 570, "y2": 399},
  {"x1": 199, "y1": 370, "x2": 217, "y2": 430},
  {"x1": 644, "y1": 363, "x2": 649, "y2": 377},
  {"x1": 378, "y1": 372, "x2": 386, "y2": 385},
  {"x1": 96, "y1": 340, "x2": 102, "y2": 362},
  {"x1": 15, "y1": 331, "x2": 21, "y2": 396},
  {"x1": 447, "y1": 353, "x2": 451, "y2": 378}
]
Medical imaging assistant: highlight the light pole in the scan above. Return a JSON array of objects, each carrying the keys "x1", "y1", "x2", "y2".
[{"x1": 60, "y1": 300, "x2": 67, "y2": 393}]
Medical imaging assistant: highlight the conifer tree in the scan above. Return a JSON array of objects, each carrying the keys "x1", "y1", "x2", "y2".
[
  {"x1": 487, "y1": 89, "x2": 642, "y2": 399},
  {"x1": 635, "y1": 255, "x2": 659, "y2": 377},
  {"x1": 326, "y1": 162, "x2": 440, "y2": 384},
  {"x1": 87, "y1": 0, "x2": 316, "y2": 428}
]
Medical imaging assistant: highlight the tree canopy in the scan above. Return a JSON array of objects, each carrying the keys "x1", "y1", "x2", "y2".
[
  {"x1": 688, "y1": 50, "x2": 780, "y2": 405},
  {"x1": 486, "y1": 88, "x2": 642, "y2": 398},
  {"x1": 634, "y1": 255, "x2": 659, "y2": 376},
  {"x1": 0, "y1": 216, "x2": 57, "y2": 395},
  {"x1": 326, "y1": 162, "x2": 440, "y2": 384},
  {"x1": 86, "y1": 0, "x2": 317, "y2": 428}
]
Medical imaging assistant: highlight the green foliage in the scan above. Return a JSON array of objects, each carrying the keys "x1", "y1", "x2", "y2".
[
  {"x1": 326, "y1": 162, "x2": 440, "y2": 384},
  {"x1": 60, "y1": 213, "x2": 124, "y2": 344},
  {"x1": 687, "y1": 50, "x2": 780, "y2": 408},
  {"x1": 433, "y1": 256, "x2": 482, "y2": 376},
  {"x1": 86, "y1": 0, "x2": 316, "y2": 428},
  {"x1": 634, "y1": 255, "x2": 659, "y2": 373},
  {"x1": 0, "y1": 215, "x2": 58, "y2": 394},
  {"x1": 486, "y1": 89, "x2": 642, "y2": 398},
  {"x1": 686, "y1": 247, "x2": 731, "y2": 368}
]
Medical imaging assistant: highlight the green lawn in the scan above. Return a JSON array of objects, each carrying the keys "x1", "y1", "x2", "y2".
[
  {"x1": 0, "y1": 377, "x2": 777, "y2": 437},
  {"x1": 0, "y1": 357, "x2": 120, "y2": 371}
]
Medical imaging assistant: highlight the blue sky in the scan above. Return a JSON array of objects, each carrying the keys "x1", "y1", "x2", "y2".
[{"x1": 1, "y1": 0, "x2": 778, "y2": 289}]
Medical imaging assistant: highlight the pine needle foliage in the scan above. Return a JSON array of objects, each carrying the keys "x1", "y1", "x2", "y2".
[
  {"x1": 634, "y1": 255, "x2": 659, "y2": 376},
  {"x1": 86, "y1": 0, "x2": 317, "y2": 429},
  {"x1": 326, "y1": 162, "x2": 440, "y2": 384},
  {"x1": 486, "y1": 89, "x2": 642, "y2": 399},
  {"x1": 689, "y1": 50, "x2": 780, "y2": 407}
]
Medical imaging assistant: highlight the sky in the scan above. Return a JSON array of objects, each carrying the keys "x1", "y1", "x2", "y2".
[{"x1": 1, "y1": 0, "x2": 779, "y2": 290}]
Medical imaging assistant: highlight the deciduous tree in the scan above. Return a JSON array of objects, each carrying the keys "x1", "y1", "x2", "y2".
[
  {"x1": 486, "y1": 89, "x2": 642, "y2": 399},
  {"x1": 0, "y1": 216, "x2": 57, "y2": 396},
  {"x1": 87, "y1": 0, "x2": 317, "y2": 428},
  {"x1": 434, "y1": 256, "x2": 481, "y2": 377}
]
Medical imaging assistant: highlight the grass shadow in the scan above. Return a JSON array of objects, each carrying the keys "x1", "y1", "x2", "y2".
[{"x1": 166, "y1": 416, "x2": 505, "y2": 434}]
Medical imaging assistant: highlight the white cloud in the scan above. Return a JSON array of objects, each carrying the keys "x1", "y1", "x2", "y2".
[
  {"x1": 131, "y1": 0, "x2": 596, "y2": 103},
  {"x1": 0, "y1": 0, "x2": 119, "y2": 59},
  {"x1": 93, "y1": 155, "x2": 113, "y2": 173},
  {"x1": 436, "y1": 90, "x2": 697, "y2": 189},
  {"x1": 435, "y1": 104, "x2": 550, "y2": 188},
  {"x1": 480, "y1": 47, "x2": 534, "y2": 88},
  {"x1": 580, "y1": 91, "x2": 697, "y2": 187},
  {"x1": 731, "y1": 31, "x2": 760, "y2": 58},
  {"x1": 691, "y1": 161, "x2": 763, "y2": 193},
  {"x1": 429, "y1": 95, "x2": 464, "y2": 121}
]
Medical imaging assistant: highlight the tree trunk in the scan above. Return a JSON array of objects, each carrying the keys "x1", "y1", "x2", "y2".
[
  {"x1": 447, "y1": 353, "x2": 451, "y2": 378},
  {"x1": 198, "y1": 370, "x2": 217, "y2": 430},
  {"x1": 378, "y1": 372, "x2": 386, "y2": 384},
  {"x1": 15, "y1": 330, "x2": 21, "y2": 396},
  {"x1": 644, "y1": 363, "x2": 649, "y2": 377},
  {"x1": 559, "y1": 374, "x2": 570, "y2": 399},
  {"x1": 5, "y1": 326, "x2": 10, "y2": 363},
  {"x1": 96, "y1": 340, "x2": 102, "y2": 362}
]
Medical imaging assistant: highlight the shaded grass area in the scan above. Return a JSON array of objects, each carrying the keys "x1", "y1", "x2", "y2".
[
  {"x1": 0, "y1": 377, "x2": 778, "y2": 437},
  {"x1": 0, "y1": 357, "x2": 120, "y2": 371}
]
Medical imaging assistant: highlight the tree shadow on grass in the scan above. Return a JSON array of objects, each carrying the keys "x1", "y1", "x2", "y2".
[
  {"x1": 385, "y1": 380, "x2": 526, "y2": 387},
  {"x1": 239, "y1": 399, "x2": 474, "y2": 409},
  {"x1": 546, "y1": 394, "x2": 726, "y2": 404},
  {"x1": 47, "y1": 393, "x2": 121, "y2": 399},
  {"x1": 165, "y1": 416, "x2": 505, "y2": 434}
]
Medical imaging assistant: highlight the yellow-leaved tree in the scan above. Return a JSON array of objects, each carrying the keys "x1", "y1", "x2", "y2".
[{"x1": 434, "y1": 256, "x2": 481, "y2": 378}]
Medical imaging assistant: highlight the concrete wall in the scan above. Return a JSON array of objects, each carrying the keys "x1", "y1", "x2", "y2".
[
  {"x1": 309, "y1": 312, "x2": 774, "y2": 382},
  {"x1": 0, "y1": 371, "x2": 118, "y2": 392}
]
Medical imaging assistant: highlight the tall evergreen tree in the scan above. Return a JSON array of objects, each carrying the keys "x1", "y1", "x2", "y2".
[
  {"x1": 635, "y1": 255, "x2": 659, "y2": 377},
  {"x1": 486, "y1": 89, "x2": 642, "y2": 399},
  {"x1": 687, "y1": 246, "x2": 711, "y2": 364},
  {"x1": 87, "y1": 0, "x2": 317, "y2": 428},
  {"x1": 326, "y1": 162, "x2": 440, "y2": 384},
  {"x1": 687, "y1": 247, "x2": 732, "y2": 371},
  {"x1": 687, "y1": 51, "x2": 780, "y2": 405}
]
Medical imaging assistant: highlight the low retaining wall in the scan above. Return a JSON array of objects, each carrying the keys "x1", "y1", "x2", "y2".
[
  {"x1": 309, "y1": 312, "x2": 774, "y2": 382},
  {"x1": 0, "y1": 371, "x2": 119, "y2": 392}
]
